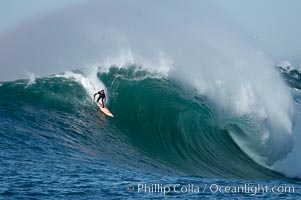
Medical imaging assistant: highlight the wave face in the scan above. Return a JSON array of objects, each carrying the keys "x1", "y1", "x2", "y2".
[
  {"x1": 100, "y1": 67, "x2": 282, "y2": 179},
  {"x1": 3, "y1": 65, "x2": 301, "y2": 180}
]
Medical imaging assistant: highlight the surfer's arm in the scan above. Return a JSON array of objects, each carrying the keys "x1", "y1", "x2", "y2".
[{"x1": 93, "y1": 93, "x2": 98, "y2": 100}]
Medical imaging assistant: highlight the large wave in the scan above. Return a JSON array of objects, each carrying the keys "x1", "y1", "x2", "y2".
[
  {"x1": 0, "y1": 0, "x2": 300, "y2": 180},
  {"x1": 1, "y1": 65, "x2": 301, "y2": 180}
]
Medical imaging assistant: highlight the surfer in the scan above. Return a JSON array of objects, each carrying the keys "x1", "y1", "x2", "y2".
[{"x1": 94, "y1": 90, "x2": 106, "y2": 108}]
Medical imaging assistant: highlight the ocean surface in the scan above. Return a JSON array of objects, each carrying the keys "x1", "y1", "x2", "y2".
[{"x1": 1, "y1": 65, "x2": 301, "y2": 199}]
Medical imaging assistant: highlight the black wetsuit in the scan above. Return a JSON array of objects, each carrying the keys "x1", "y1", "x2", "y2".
[{"x1": 94, "y1": 91, "x2": 106, "y2": 108}]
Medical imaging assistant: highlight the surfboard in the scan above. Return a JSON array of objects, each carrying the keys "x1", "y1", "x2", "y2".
[{"x1": 95, "y1": 102, "x2": 114, "y2": 117}]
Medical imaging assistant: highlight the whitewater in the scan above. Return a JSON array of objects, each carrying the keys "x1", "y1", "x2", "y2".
[{"x1": 1, "y1": 0, "x2": 301, "y2": 199}]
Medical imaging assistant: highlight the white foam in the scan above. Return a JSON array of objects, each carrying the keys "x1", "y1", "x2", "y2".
[
  {"x1": 57, "y1": 68, "x2": 106, "y2": 102},
  {"x1": 101, "y1": 48, "x2": 171, "y2": 76},
  {"x1": 25, "y1": 73, "x2": 36, "y2": 87},
  {"x1": 278, "y1": 60, "x2": 292, "y2": 70},
  {"x1": 271, "y1": 108, "x2": 301, "y2": 178},
  {"x1": 167, "y1": 19, "x2": 295, "y2": 169}
]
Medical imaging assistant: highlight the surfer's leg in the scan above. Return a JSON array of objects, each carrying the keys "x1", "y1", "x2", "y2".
[
  {"x1": 97, "y1": 96, "x2": 101, "y2": 103},
  {"x1": 101, "y1": 99, "x2": 105, "y2": 108}
]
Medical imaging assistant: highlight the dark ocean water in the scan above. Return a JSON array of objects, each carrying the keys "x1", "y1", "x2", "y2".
[{"x1": 1, "y1": 66, "x2": 301, "y2": 199}]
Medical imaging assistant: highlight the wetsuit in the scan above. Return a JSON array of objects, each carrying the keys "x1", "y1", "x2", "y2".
[{"x1": 94, "y1": 91, "x2": 106, "y2": 108}]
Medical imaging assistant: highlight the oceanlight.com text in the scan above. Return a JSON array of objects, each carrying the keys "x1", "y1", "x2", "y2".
[{"x1": 125, "y1": 183, "x2": 295, "y2": 196}]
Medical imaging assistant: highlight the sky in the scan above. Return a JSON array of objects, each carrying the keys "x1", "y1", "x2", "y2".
[
  {"x1": 1, "y1": 0, "x2": 300, "y2": 61},
  {"x1": 211, "y1": 0, "x2": 301, "y2": 65},
  {"x1": 0, "y1": 0, "x2": 85, "y2": 33},
  {"x1": 0, "y1": 0, "x2": 300, "y2": 81}
]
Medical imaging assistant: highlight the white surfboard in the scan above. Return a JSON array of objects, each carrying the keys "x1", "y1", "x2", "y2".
[{"x1": 95, "y1": 101, "x2": 114, "y2": 117}]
